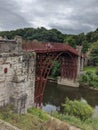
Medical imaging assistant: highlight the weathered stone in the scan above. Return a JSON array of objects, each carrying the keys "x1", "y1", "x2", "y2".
[
  {"x1": 0, "y1": 37, "x2": 35, "y2": 114},
  {"x1": 57, "y1": 77, "x2": 79, "y2": 87}
]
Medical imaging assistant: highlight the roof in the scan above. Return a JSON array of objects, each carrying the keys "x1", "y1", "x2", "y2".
[{"x1": 22, "y1": 41, "x2": 78, "y2": 56}]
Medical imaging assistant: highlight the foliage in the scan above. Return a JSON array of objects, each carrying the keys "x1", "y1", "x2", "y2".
[
  {"x1": 95, "y1": 67, "x2": 98, "y2": 75},
  {"x1": 82, "y1": 40, "x2": 89, "y2": 53},
  {"x1": 83, "y1": 66, "x2": 97, "y2": 72},
  {"x1": 27, "y1": 107, "x2": 49, "y2": 121},
  {"x1": 0, "y1": 106, "x2": 48, "y2": 130},
  {"x1": 79, "y1": 73, "x2": 89, "y2": 83},
  {"x1": 64, "y1": 35, "x2": 76, "y2": 48},
  {"x1": 79, "y1": 69, "x2": 98, "y2": 89},
  {"x1": 89, "y1": 41, "x2": 98, "y2": 65},
  {"x1": 62, "y1": 98, "x2": 93, "y2": 120},
  {"x1": 52, "y1": 111, "x2": 98, "y2": 130},
  {"x1": 1, "y1": 27, "x2": 98, "y2": 54},
  {"x1": 50, "y1": 61, "x2": 60, "y2": 78},
  {"x1": 77, "y1": 33, "x2": 86, "y2": 45},
  {"x1": 0, "y1": 27, "x2": 64, "y2": 43}
]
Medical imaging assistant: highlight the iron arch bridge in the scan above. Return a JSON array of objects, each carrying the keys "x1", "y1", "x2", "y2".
[{"x1": 23, "y1": 42, "x2": 79, "y2": 107}]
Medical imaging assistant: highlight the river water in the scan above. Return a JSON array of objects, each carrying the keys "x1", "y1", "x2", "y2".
[{"x1": 42, "y1": 82, "x2": 98, "y2": 116}]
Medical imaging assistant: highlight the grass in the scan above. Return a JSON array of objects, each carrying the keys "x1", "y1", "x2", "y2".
[
  {"x1": 52, "y1": 111, "x2": 98, "y2": 130},
  {"x1": 83, "y1": 66, "x2": 97, "y2": 72},
  {"x1": 80, "y1": 65, "x2": 98, "y2": 89},
  {"x1": 0, "y1": 105, "x2": 49, "y2": 130},
  {"x1": 0, "y1": 105, "x2": 98, "y2": 130},
  {"x1": 27, "y1": 107, "x2": 49, "y2": 121}
]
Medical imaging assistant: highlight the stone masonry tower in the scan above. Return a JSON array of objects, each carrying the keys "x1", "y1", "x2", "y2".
[{"x1": 0, "y1": 36, "x2": 35, "y2": 114}]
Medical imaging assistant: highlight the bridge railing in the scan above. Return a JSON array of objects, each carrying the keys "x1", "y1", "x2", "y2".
[{"x1": 22, "y1": 42, "x2": 78, "y2": 55}]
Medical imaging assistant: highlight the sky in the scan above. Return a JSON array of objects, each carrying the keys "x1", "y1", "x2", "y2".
[{"x1": 0, "y1": 0, "x2": 98, "y2": 34}]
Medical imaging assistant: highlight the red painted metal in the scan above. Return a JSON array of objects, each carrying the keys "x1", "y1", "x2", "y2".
[
  {"x1": 23, "y1": 42, "x2": 78, "y2": 56},
  {"x1": 4, "y1": 68, "x2": 8, "y2": 74},
  {"x1": 23, "y1": 42, "x2": 78, "y2": 107}
]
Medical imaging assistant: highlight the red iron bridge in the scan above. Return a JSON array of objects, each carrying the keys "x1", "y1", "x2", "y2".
[{"x1": 23, "y1": 41, "x2": 83, "y2": 106}]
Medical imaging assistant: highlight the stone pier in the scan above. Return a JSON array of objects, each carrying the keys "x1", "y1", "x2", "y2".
[
  {"x1": 0, "y1": 36, "x2": 35, "y2": 114},
  {"x1": 57, "y1": 77, "x2": 79, "y2": 87}
]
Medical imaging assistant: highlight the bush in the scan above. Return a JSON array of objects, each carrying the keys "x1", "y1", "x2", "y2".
[
  {"x1": 52, "y1": 112, "x2": 98, "y2": 130},
  {"x1": 95, "y1": 67, "x2": 98, "y2": 75},
  {"x1": 79, "y1": 74, "x2": 89, "y2": 83},
  {"x1": 63, "y1": 98, "x2": 93, "y2": 120},
  {"x1": 27, "y1": 107, "x2": 49, "y2": 121},
  {"x1": 79, "y1": 70, "x2": 98, "y2": 89}
]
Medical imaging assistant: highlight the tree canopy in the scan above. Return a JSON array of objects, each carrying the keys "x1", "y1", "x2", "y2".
[
  {"x1": 89, "y1": 41, "x2": 98, "y2": 65},
  {"x1": 0, "y1": 27, "x2": 98, "y2": 54}
]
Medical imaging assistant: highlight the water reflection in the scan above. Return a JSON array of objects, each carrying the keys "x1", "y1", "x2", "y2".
[{"x1": 42, "y1": 82, "x2": 98, "y2": 115}]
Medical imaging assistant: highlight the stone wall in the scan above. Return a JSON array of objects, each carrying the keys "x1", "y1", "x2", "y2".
[
  {"x1": 57, "y1": 77, "x2": 79, "y2": 87},
  {"x1": 0, "y1": 37, "x2": 35, "y2": 114}
]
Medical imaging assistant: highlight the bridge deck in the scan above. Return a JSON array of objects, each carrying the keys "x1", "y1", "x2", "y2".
[{"x1": 22, "y1": 42, "x2": 78, "y2": 55}]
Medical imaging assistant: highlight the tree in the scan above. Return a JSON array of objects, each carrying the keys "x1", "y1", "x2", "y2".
[
  {"x1": 77, "y1": 33, "x2": 86, "y2": 45},
  {"x1": 90, "y1": 41, "x2": 98, "y2": 65},
  {"x1": 82, "y1": 40, "x2": 89, "y2": 53},
  {"x1": 64, "y1": 35, "x2": 76, "y2": 48},
  {"x1": 50, "y1": 61, "x2": 60, "y2": 78}
]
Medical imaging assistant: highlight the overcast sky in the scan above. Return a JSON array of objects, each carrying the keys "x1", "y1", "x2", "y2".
[{"x1": 0, "y1": 0, "x2": 98, "y2": 34}]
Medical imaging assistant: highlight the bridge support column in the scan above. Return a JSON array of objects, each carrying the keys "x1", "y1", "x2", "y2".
[
  {"x1": 57, "y1": 77, "x2": 79, "y2": 87},
  {"x1": 76, "y1": 46, "x2": 83, "y2": 76},
  {"x1": 57, "y1": 54, "x2": 79, "y2": 87},
  {"x1": 80, "y1": 57, "x2": 84, "y2": 72}
]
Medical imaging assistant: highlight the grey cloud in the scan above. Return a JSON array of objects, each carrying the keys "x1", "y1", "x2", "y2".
[
  {"x1": 28, "y1": 0, "x2": 98, "y2": 34},
  {"x1": 0, "y1": 0, "x2": 98, "y2": 34},
  {"x1": 0, "y1": 0, "x2": 31, "y2": 31}
]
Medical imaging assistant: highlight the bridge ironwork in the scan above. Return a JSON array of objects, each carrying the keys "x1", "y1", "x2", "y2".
[{"x1": 23, "y1": 42, "x2": 78, "y2": 107}]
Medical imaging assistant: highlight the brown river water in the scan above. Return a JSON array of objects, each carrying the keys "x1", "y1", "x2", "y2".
[{"x1": 42, "y1": 82, "x2": 98, "y2": 117}]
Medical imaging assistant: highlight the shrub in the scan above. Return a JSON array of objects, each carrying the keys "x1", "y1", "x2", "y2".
[
  {"x1": 63, "y1": 98, "x2": 93, "y2": 120},
  {"x1": 95, "y1": 67, "x2": 98, "y2": 76},
  {"x1": 79, "y1": 74, "x2": 89, "y2": 83},
  {"x1": 79, "y1": 70, "x2": 98, "y2": 89},
  {"x1": 27, "y1": 107, "x2": 49, "y2": 121}
]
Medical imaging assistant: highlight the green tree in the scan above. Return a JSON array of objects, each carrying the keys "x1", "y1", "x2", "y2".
[
  {"x1": 77, "y1": 33, "x2": 86, "y2": 45},
  {"x1": 50, "y1": 61, "x2": 60, "y2": 78},
  {"x1": 82, "y1": 40, "x2": 89, "y2": 53},
  {"x1": 64, "y1": 35, "x2": 76, "y2": 48},
  {"x1": 63, "y1": 98, "x2": 93, "y2": 120},
  {"x1": 90, "y1": 41, "x2": 98, "y2": 65}
]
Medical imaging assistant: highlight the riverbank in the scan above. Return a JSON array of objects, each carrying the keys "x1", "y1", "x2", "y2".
[
  {"x1": 0, "y1": 105, "x2": 98, "y2": 130},
  {"x1": 48, "y1": 77, "x2": 79, "y2": 88},
  {"x1": 0, "y1": 105, "x2": 82, "y2": 130},
  {"x1": 48, "y1": 77, "x2": 57, "y2": 83},
  {"x1": 79, "y1": 66, "x2": 98, "y2": 90}
]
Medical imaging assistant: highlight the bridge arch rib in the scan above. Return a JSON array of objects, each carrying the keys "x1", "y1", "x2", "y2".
[
  {"x1": 23, "y1": 42, "x2": 79, "y2": 107},
  {"x1": 35, "y1": 51, "x2": 77, "y2": 107}
]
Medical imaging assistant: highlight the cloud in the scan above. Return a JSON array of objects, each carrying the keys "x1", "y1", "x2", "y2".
[
  {"x1": 0, "y1": 0, "x2": 31, "y2": 31},
  {"x1": 0, "y1": 0, "x2": 98, "y2": 34}
]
